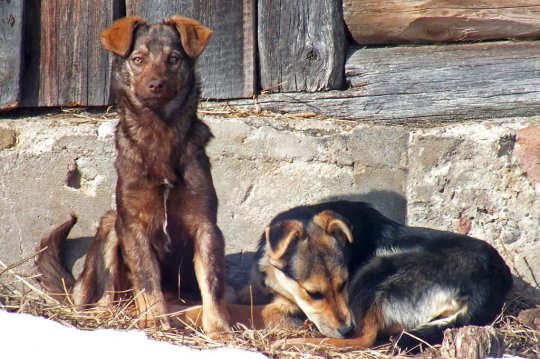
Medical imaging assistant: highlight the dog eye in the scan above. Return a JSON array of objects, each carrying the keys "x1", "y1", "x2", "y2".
[
  {"x1": 167, "y1": 56, "x2": 179, "y2": 65},
  {"x1": 131, "y1": 56, "x2": 144, "y2": 65},
  {"x1": 306, "y1": 290, "x2": 324, "y2": 300}
]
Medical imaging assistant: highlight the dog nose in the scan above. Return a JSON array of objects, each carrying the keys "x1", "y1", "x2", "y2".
[
  {"x1": 148, "y1": 80, "x2": 164, "y2": 94},
  {"x1": 338, "y1": 323, "x2": 356, "y2": 338}
]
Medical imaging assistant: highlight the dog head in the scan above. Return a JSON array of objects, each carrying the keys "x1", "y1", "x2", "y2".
[
  {"x1": 100, "y1": 16, "x2": 212, "y2": 109},
  {"x1": 258, "y1": 209, "x2": 356, "y2": 338}
]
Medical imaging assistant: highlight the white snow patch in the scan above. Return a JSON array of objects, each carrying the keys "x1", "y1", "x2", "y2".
[{"x1": 0, "y1": 310, "x2": 266, "y2": 358}]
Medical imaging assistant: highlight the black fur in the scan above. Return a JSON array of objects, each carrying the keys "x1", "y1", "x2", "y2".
[{"x1": 255, "y1": 200, "x2": 513, "y2": 349}]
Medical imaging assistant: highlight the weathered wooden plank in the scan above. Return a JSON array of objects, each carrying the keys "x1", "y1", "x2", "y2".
[
  {"x1": 0, "y1": 1, "x2": 24, "y2": 110},
  {"x1": 87, "y1": 1, "x2": 121, "y2": 105},
  {"x1": 258, "y1": 0, "x2": 345, "y2": 93},
  {"x1": 343, "y1": 0, "x2": 540, "y2": 44},
  {"x1": 229, "y1": 41, "x2": 540, "y2": 121},
  {"x1": 23, "y1": 1, "x2": 118, "y2": 107},
  {"x1": 126, "y1": 0, "x2": 256, "y2": 99}
]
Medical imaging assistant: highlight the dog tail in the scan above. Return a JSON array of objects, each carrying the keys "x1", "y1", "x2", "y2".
[{"x1": 35, "y1": 214, "x2": 78, "y2": 302}]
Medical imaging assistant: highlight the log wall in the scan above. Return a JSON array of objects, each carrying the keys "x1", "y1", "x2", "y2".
[
  {"x1": 343, "y1": 0, "x2": 540, "y2": 44},
  {"x1": 1, "y1": 0, "x2": 540, "y2": 119},
  {"x1": 0, "y1": 1, "x2": 24, "y2": 110},
  {"x1": 231, "y1": 41, "x2": 540, "y2": 121}
]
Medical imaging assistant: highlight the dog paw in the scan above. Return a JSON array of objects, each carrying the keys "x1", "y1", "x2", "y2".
[
  {"x1": 206, "y1": 330, "x2": 234, "y2": 342},
  {"x1": 204, "y1": 319, "x2": 231, "y2": 336},
  {"x1": 202, "y1": 312, "x2": 232, "y2": 340}
]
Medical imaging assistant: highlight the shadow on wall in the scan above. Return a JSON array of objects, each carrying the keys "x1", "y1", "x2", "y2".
[
  {"x1": 62, "y1": 237, "x2": 94, "y2": 277},
  {"x1": 322, "y1": 190, "x2": 407, "y2": 225}
]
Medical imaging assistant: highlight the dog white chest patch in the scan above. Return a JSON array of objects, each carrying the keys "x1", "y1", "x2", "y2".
[{"x1": 162, "y1": 179, "x2": 173, "y2": 250}]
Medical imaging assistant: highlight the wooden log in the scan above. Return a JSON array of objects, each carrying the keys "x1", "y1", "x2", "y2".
[
  {"x1": 517, "y1": 307, "x2": 540, "y2": 331},
  {"x1": 0, "y1": 1, "x2": 24, "y2": 110},
  {"x1": 343, "y1": 0, "x2": 540, "y2": 44},
  {"x1": 258, "y1": 0, "x2": 345, "y2": 93},
  {"x1": 22, "y1": 1, "x2": 120, "y2": 107},
  {"x1": 229, "y1": 41, "x2": 540, "y2": 122},
  {"x1": 440, "y1": 326, "x2": 505, "y2": 359},
  {"x1": 126, "y1": 0, "x2": 256, "y2": 99}
]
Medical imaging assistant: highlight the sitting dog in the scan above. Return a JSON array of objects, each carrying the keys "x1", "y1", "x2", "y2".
[
  {"x1": 237, "y1": 200, "x2": 513, "y2": 349},
  {"x1": 36, "y1": 16, "x2": 230, "y2": 334}
]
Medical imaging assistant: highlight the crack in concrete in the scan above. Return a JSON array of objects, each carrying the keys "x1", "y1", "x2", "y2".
[{"x1": 240, "y1": 184, "x2": 254, "y2": 204}]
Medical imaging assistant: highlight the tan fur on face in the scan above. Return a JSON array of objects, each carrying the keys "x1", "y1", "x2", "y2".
[{"x1": 259, "y1": 211, "x2": 355, "y2": 338}]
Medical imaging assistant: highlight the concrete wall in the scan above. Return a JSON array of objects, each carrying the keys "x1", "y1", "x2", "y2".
[{"x1": 0, "y1": 113, "x2": 538, "y2": 296}]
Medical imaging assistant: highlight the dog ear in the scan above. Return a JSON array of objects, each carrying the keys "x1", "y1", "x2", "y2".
[
  {"x1": 265, "y1": 220, "x2": 304, "y2": 269},
  {"x1": 314, "y1": 210, "x2": 353, "y2": 244},
  {"x1": 164, "y1": 16, "x2": 212, "y2": 59},
  {"x1": 100, "y1": 16, "x2": 146, "y2": 57}
]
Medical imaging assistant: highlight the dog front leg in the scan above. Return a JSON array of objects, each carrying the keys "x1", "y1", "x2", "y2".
[
  {"x1": 119, "y1": 226, "x2": 170, "y2": 330},
  {"x1": 273, "y1": 305, "x2": 380, "y2": 350},
  {"x1": 258, "y1": 296, "x2": 308, "y2": 330},
  {"x1": 193, "y1": 222, "x2": 231, "y2": 335}
]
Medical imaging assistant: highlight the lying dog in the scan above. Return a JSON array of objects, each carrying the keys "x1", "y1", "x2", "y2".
[
  {"x1": 237, "y1": 200, "x2": 513, "y2": 349},
  {"x1": 36, "y1": 16, "x2": 230, "y2": 334}
]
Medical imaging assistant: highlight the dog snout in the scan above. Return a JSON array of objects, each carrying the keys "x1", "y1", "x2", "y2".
[
  {"x1": 148, "y1": 79, "x2": 165, "y2": 94},
  {"x1": 337, "y1": 322, "x2": 356, "y2": 338}
]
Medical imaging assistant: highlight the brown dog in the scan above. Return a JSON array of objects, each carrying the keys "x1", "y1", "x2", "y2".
[{"x1": 36, "y1": 16, "x2": 230, "y2": 334}]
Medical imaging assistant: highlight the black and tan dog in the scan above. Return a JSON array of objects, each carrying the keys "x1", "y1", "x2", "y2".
[
  {"x1": 36, "y1": 16, "x2": 230, "y2": 334},
  {"x1": 237, "y1": 200, "x2": 513, "y2": 349}
]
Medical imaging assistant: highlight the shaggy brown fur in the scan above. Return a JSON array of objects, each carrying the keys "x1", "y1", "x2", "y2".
[{"x1": 36, "y1": 16, "x2": 230, "y2": 334}]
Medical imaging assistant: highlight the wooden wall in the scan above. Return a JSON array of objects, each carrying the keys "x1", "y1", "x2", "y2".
[
  {"x1": 2, "y1": 0, "x2": 255, "y2": 108},
  {"x1": 2, "y1": 0, "x2": 540, "y2": 122},
  {"x1": 258, "y1": 0, "x2": 345, "y2": 92},
  {"x1": 0, "y1": 1, "x2": 24, "y2": 110},
  {"x1": 232, "y1": 41, "x2": 540, "y2": 121},
  {"x1": 29, "y1": 1, "x2": 120, "y2": 107}
]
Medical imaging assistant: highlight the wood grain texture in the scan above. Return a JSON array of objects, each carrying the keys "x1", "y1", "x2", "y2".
[
  {"x1": 0, "y1": 1, "x2": 24, "y2": 110},
  {"x1": 24, "y1": 0, "x2": 118, "y2": 107},
  {"x1": 343, "y1": 0, "x2": 540, "y2": 44},
  {"x1": 441, "y1": 326, "x2": 505, "y2": 359},
  {"x1": 258, "y1": 0, "x2": 345, "y2": 92},
  {"x1": 126, "y1": 0, "x2": 256, "y2": 99},
  {"x1": 230, "y1": 41, "x2": 540, "y2": 121}
]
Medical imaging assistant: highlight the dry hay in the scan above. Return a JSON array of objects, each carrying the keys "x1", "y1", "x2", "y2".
[{"x1": 1, "y1": 253, "x2": 538, "y2": 359}]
